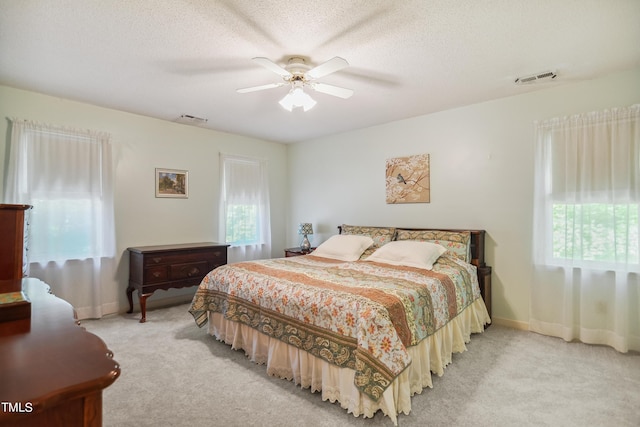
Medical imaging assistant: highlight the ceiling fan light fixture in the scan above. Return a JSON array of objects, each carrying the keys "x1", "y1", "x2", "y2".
[
  {"x1": 299, "y1": 90, "x2": 317, "y2": 112},
  {"x1": 279, "y1": 87, "x2": 316, "y2": 112},
  {"x1": 240, "y1": 55, "x2": 350, "y2": 112},
  {"x1": 278, "y1": 92, "x2": 295, "y2": 111}
]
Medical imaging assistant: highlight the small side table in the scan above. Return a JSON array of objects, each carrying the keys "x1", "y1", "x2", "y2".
[{"x1": 284, "y1": 247, "x2": 315, "y2": 257}]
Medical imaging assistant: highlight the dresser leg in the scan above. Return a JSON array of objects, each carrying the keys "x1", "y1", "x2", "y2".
[
  {"x1": 126, "y1": 285, "x2": 134, "y2": 314},
  {"x1": 138, "y1": 293, "x2": 152, "y2": 323}
]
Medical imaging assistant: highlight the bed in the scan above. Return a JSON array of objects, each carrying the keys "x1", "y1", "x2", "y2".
[{"x1": 189, "y1": 226, "x2": 491, "y2": 425}]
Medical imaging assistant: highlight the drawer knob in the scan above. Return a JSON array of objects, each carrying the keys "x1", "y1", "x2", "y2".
[
  {"x1": 153, "y1": 271, "x2": 162, "y2": 278},
  {"x1": 152, "y1": 257, "x2": 162, "y2": 263},
  {"x1": 186, "y1": 267, "x2": 200, "y2": 277}
]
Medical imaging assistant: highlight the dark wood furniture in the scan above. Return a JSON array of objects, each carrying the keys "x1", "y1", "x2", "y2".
[
  {"x1": 0, "y1": 204, "x2": 31, "y2": 284},
  {"x1": 0, "y1": 204, "x2": 32, "y2": 325},
  {"x1": 127, "y1": 242, "x2": 229, "y2": 323},
  {"x1": 0, "y1": 278, "x2": 120, "y2": 427},
  {"x1": 477, "y1": 265, "x2": 492, "y2": 319},
  {"x1": 284, "y1": 247, "x2": 316, "y2": 257}
]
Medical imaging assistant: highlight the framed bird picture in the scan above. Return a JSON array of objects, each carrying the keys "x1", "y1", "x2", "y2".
[{"x1": 385, "y1": 154, "x2": 430, "y2": 203}]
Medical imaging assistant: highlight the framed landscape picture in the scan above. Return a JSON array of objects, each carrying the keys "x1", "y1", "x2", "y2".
[{"x1": 155, "y1": 168, "x2": 188, "y2": 198}]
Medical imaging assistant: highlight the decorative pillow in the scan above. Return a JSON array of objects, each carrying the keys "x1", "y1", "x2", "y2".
[
  {"x1": 312, "y1": 234, "x2": 374, "y2": 262},
  {"x1": 365, "y1": 240, "x2": 447, "y2": 270},
  {"x1": 395, "y1": 229, "x2": 471, "y2": 262},
  {"x1": 340, "y1": 225, "x2": 396, "y2": 259}
]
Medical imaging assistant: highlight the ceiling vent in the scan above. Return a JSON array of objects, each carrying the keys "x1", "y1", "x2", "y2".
[
  {"x1": 175, "y1": 114, "x2": 208, "y2": 125},
  {"x1": 514, "y1": 71, "x2": 557, "y2": 85}
]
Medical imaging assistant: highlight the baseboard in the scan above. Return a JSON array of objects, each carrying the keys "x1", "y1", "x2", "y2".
[
  {"x1": 122, "y1": 287, "x2": 197, "y2": 317},
  {"x1": 75, "y1": 301, "x2": 119, "y2": 320},
  {"x1": 142, "y1": 294, "x2": 193, "y2": 311},
  {"x1": 101, "y1": 301, "x2": 119, "y2": 316},
  {"x1": 491, "y1": 316, "x2": 529, "y2": 331},
  {"x1": 77, "y1": 295, "x2": 194, "y2": 320}
]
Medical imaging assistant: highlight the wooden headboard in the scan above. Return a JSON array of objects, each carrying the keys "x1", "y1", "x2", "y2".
[{"x1": 337, "y1": 226, "x2": 491, "y2": 316}]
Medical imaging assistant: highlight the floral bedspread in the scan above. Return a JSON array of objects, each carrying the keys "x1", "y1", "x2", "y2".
[{"x1": 189, "y1": 253, "x2": 481, "y2": 401}]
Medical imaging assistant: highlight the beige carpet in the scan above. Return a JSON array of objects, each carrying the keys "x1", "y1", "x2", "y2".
[{"x1": 82, "y1": 303, "x2": 640, "y2": 427}]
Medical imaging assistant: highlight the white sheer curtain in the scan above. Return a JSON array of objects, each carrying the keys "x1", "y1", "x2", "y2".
[
  {"x1": 531, "y1": 105, "x2": 640, "y2": 352},
  {"x1": 219, "y1": 153, "x2": 271, "y2": 263},
  {"x1": 4, "y1": 119, "x2": 116, "y2": 319}
]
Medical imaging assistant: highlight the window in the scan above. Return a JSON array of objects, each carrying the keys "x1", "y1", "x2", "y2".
[
  {"x1": 29, "y1": 198, "x2": 100, "y2": 261},
  {"x1": 5, "y1": 119, "x2": 115, "y2": 263},
  {"x1": 226, "y1": 203, "x2": 259, "y2": 244},
  {"x1": 219, "y1": 154, "x2": 271, "y2": 256},
  {"x1": 531, "y1": 105, "x2": 640, "y2": 353},
  {"x1": 534, "y1": 105, "x2": 640, "y2": 271},
  {"x1": 551, "y1": 203, "x2": 639, "y2": 265}
]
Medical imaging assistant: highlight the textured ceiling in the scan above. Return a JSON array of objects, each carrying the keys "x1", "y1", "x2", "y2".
[{"x1": 1, "y1": 0, "x2": 639, "y2": 143}]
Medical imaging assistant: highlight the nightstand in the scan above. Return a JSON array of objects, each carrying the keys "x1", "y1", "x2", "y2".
[{"x1": 284, "y1": 247, "x2": 315, "y2": 257}]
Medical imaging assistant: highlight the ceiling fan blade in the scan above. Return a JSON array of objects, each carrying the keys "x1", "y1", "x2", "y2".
[
  {"x1": 252, "y1": 57, "x2": 292, "y2": 78},
  {"x1": 306, "y1": 56, "x2": 349, "y2": 79},
  {"x1": 311, "y1": 82, "x2": 354, "y2": 99},
  {"x1": 237, "y1": 82, "x2": 285, "y2": 93}
]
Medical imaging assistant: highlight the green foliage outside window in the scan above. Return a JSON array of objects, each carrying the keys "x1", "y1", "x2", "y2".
[
  {"x1": 226, "y1": 204, "x2": 259, "y2": 244},
  {"x1": 30, "y1": 198, "x2": 95, "y2": 260},
  {"x1": 552, "y1": 203, "x2": 639, "y2": 264}
]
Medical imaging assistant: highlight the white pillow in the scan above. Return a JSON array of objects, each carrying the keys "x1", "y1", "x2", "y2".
[
  {"x1": 312, "y1": 235, "x2": 374, "y2": 261},
  {"x1": 365, "y1": 240, "x2": 447, "y2": 270}
]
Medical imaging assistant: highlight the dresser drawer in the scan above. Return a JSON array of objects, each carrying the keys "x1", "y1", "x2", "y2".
[
  {"x1": 143, "y1": 250, "x2": 216, "y2": 267},
  {"x1": 143, "y1": 265, "x2": 168, "y2": 284},
  {"x1": 169, "y1": 261, "x2": 209, "y2": 280},
  {"x1": 144, "y1": 252, "x2": 201, "y2": 267}
]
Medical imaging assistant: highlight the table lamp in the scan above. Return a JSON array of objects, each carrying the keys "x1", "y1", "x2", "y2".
[{"x1": 298, "y1": 223, "x2": 313, "y2": 252}]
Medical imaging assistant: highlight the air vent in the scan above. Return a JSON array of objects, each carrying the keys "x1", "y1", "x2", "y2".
[
  {"x1": 515, "y1": 71, "x2": 557, "y2": 85},
  {"x1": 175, "y1": 114, "x2": 208, "y2": 125}
]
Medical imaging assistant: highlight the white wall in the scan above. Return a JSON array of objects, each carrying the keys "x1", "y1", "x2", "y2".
[
  {"x1": 0, "y1": 85, "x2": 288, "y2": 315},
  {"x1": 287, "y1": 68, "x2": 640, "y2": 327},
  {"x1": 2, "y1": 68, "x2": 639, "y2": 324}
]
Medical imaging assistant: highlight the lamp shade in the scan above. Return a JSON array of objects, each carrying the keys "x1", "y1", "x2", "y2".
[
  {"x1": 279, "y1": 86, "x2": 317, "y2": 112},
  {"x1": 298, "y1": 223, "x2": 313, "y2": 235}
]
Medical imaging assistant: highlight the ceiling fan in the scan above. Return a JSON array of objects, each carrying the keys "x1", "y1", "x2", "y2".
[{"x1": 237, "y1": 56, "x2": 354, "y2": 112}]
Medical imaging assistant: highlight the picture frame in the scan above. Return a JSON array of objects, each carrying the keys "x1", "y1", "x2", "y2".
[
  {"x1": 155, "y1": 168, "x2": 188, "y2": 198},
  {"x1": 385, "y1": 153, "x2": 430, "y2": 204}
]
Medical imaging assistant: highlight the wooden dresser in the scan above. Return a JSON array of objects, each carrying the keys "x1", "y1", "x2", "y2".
[
  {"x1": 0, "y1": 203, "x2": 119, "y2": 426},
  {"x1": 0, "y1": 278, "x2": 120, "y2": 427},
  {"x1": 0, "y1": 204, "x2": 32, "y2": 325},
  {"x1": 0, "y1": 204, "x2": 31, "y2": 283},
  {"x1": 127, "y1": 242, "x2": 229, "y2": 322}
]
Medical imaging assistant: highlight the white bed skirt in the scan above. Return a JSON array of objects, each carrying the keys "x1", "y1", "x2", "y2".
[{"x1": 208, "y1": 298, "x2": 491, "y2": 425}]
